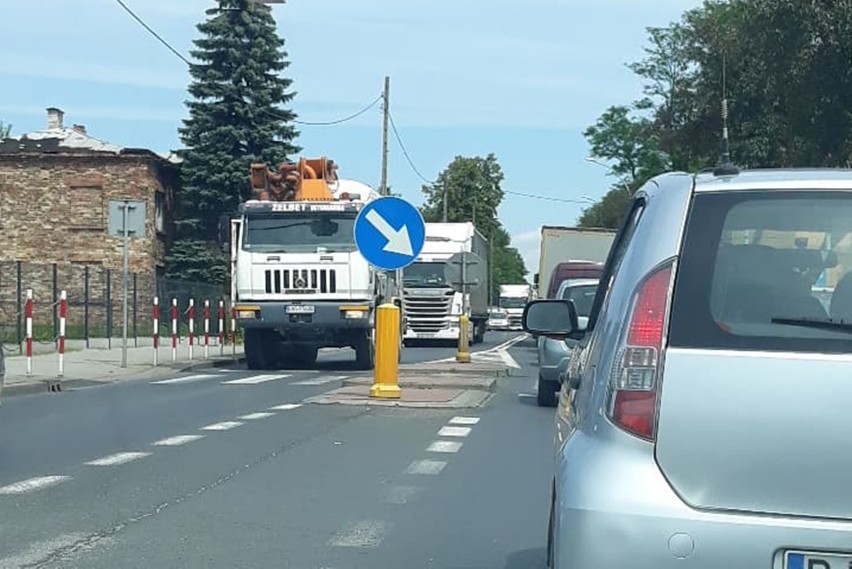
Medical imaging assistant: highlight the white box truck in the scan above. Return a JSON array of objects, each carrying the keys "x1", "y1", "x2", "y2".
[
  {"x1": 498, "y1": 284, "x2": 531, "y2": 330},
  {"x1": 536, "y1": 226, "x2": 616, "y2": 298},
  {"x1": 402, "y1": 222, "x2": 489, "y2": 344}
]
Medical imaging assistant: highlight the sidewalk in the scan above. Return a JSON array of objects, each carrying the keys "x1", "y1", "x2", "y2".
[{"x1": 2, "y1": 340, "x2": 244, "y2": 396}]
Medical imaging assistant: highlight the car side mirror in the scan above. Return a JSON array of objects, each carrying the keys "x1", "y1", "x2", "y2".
[{"x1": 522, "y1": 299, "x2": 578, "y2": 338}]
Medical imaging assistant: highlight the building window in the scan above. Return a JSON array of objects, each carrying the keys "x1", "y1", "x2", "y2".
[
  {"x1": 155, "y1": 192, "x2": 165, "y2": 234},
  {"x1": 68, "y1": 186, "x2": 104, "y2": 230}
]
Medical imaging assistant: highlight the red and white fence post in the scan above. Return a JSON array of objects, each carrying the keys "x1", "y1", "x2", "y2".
[
  {"x1": 218, "y1": 299, "x2": 225, "y2": 356},
  {"x1": 25, "y1": 289, "x2": 33, "y2": 377},
  {"x1": 230, "y1": 304, "x2": 237, "y2": 355},
  {"x1": 188, "y1": 299, "x2": 195, "y2": 361},
  {"x1": 171, "y1": 298, "x2": 178, "y2": 363},
  {"x1": 203, "y1": 299, "x2": 210, "y2": 360},
  {"x1": 58, "y1": 290, "x2": 67, "y2": 378},
  {"x1": 152, "y1": 296, "x2": 160, "y2": 367}
]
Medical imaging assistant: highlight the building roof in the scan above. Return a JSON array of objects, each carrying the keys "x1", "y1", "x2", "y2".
[{"x1": 0, "y1": 107, "x2": 181, "y2": 165}]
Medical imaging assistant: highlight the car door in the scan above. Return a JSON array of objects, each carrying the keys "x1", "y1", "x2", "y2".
[{"x1": 555, "y1": 199, "x2": 647, "y2": 447}]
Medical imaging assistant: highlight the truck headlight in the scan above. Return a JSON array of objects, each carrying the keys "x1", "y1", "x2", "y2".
[
  {"x1": 341, "y1": 306, "x2": 370, "y2": 319},
  {"x1": 235, "y1": 305, "x2": 260, "y2": 319}
]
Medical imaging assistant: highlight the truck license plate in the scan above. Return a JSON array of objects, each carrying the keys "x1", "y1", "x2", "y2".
[
  {"x1": 785, "y1": 550, "x2": 852, "y2": 569},
  {"x1": 286, "y1": 305, "x2": 315, "y2": 314}
]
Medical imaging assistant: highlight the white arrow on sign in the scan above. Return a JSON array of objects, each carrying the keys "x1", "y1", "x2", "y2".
[{"x1": 365, "y1": 209, "x2": 413, "y2": 256}]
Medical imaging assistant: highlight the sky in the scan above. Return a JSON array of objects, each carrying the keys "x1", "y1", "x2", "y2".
[{"x1": 0, "y1": 0, "x2": 702, "y2": 275}]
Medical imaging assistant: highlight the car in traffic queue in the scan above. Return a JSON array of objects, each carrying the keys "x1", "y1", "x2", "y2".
[
  {"x1": 487, "y1": 307, "x2": 510, "y2": 331},
  {"x1": 524, "y1": 168, "x2": 852, "y2": 568},
  {"x1": 535, "y1": 278, "x2": 598, "y2": 407}
]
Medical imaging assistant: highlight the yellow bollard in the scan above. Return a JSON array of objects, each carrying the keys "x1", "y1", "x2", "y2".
[
  {"x1": 456, "y1": 314, "x2": 471, "y2": 363},
  {"x1": 370, "y1": 303, "x2": 402, "y2": 399}
]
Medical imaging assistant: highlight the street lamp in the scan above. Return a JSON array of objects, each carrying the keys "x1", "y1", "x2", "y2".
[{"x1": 585, "y1": 156, "x2": 632, "y2": 194}]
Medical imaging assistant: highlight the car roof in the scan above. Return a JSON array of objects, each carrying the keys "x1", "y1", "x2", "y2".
[
  {"x1": 693, "y1": 168, "x2": 852, "y2": 193},
  {"x1": 556, "y1": 278, "x2": 600, "y2": 295}
]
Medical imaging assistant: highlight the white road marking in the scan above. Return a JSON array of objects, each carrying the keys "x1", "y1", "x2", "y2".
[
  {"x1": 499, "y1": 349, "x2": 521, "y2": 369},
  {"x1": 438, "y1": 426, "x2": 472, "y2": 438},
  {"x1": 269, "y1": 403, "x2": 302, "y2": 411},
  {"x1": 404, "y1": 459, "x2": 447, "y2": 475},
  {"x1": 152, "y1": 434, "x2": 204, "y2": 447},
  {"x1": 291, "y1": 375, "x2": 347, "y2": 386},
  {"x1": 328, "y1": 520, "x2": 391, "y2": 547},
  {"x1": 427, "y1": 440, "x2": 463, "y2": 453},
  {"x1": 150, "y1": 374, "x2": 216, "y2": 385},
  {"x1": 421, "y1": 333, "x2": 527, "y2": 365},
  {"x1": 85, "y1": 452, "x2": 151, "y2": 466},
  {"x1": 238, "y1": 412, "x2": 275, "y2": 420},
  {"x1": 449, "y1": 416, "x2": 480, "y2": 425},
  {"x1": 0, "y1": 475, "x2": 71, "y2": 495},
  {"x1": 200, "y1": 421, "x2": 244, "y2": 431},
  {"x1": 383, "y1": 485, "x2": 423, "y2": 504},
  {"x1": 517, "y1": 393, "x2": 536, "y2": 399},
  {"x1": 222, "y1": 374, "x2": 290, "y2": 385}
]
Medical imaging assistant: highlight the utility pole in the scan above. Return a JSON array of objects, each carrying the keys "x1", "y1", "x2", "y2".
[{"x1": 380, "y1": 76, "x2": 390, "y2": 196}]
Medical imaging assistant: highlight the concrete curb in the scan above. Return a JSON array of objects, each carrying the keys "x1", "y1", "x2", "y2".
[
  {"x1": 342, "y1": 375, "x2": 496, "y2": 391},
  {"x1": 304, "y1": 389, "x2": 493, "y2": 409},
  {"x1": 2, "y1": 355, "x2": 245, "y2": 398},
  {"x1": 399, "y1": 363, "x2": 513, "y2": 377}
]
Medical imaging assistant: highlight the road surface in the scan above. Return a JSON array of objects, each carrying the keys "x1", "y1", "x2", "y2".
[{"x1": 0, "y1": 332, "x2": 554, "y2": 568}]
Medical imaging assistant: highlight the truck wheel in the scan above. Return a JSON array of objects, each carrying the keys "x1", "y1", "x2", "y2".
[
  {"x1": 355, "y1": 331, "x2": 375, "y2": 370},
  {"x1": 245, "y1": 329, "x2": 271, "y2": 370},
  {"x1": 473, "y1": 321, "x2": 485, "y2": 344},
  {"x1": 291, "y1": 347, "x2": 319, "y2": 369},
  {"x1": 537, "y1": 374, "x2": 559, "y2": 407}
]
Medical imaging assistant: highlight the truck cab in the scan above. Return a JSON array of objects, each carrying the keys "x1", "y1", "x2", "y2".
[{"x1": 229, "y1": 158, "x2": 401, "y2": 370}]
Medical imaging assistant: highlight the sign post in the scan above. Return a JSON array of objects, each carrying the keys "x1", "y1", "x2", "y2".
[
  {"x1": 445, "y1": 251, "x2": 485, "y2": 363},
  {"x1": 108, "y1": 199, "x2": 146, "y2": 368},
  {"x1": 354, "y1": 197, "x2": 426, "y2": 399}
]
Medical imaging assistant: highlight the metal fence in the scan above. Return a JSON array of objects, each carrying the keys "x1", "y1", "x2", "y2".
[{"x1": 0, "y1": 261, "x2": 229, "y2": 351}]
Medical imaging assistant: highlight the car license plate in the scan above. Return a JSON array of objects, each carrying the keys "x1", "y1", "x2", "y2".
[
  {"x1": 286, "y1": 305, "x2": 315, "y2": 314},
  {"x1": 785, "y1": 550, "x2": 852, "y2": 569}
]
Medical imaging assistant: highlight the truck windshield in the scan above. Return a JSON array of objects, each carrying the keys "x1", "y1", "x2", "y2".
[
  {"x1": 499, "y1": 297, "x2": 527, "y2": 309},
  {"x1": 403, "y1": 262, "x2": 448, "y2": 287},
  {"x1": 242, "y1": 213, "x2": 357, "y2": 253}
]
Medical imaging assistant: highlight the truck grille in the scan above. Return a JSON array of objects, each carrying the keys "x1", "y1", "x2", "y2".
[
  {"x1": 265, "y1": 268, "x2": 337, "y2": 294},
  {"x1": 404, "y1": 290, "x2": 453, "y2": 332}
]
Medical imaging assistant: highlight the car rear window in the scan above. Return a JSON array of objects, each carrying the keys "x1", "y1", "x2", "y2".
[
  {"x1": 669, "y1": 190, "x2": 852, "y2": 353},
  {"x1": 562, "y1": 284, "x2": 597, "y2": 317}
]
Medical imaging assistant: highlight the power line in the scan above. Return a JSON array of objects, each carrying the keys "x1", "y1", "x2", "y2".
[
  {"x1": 503, "y1": 190, "x2": 595, "y2": 205},
  {"x1": 112, "y1": 0, "x2": 379, "y2": 128},
  {"x1": 292, "y1": 95, "x2": 383, "y2": 126},
  {"x1": 388, "y1": 112, "x2": 599, "y2": 205},
  {"x1": 388, "y1": 112, "x2": 434, "y2": 184},
  {"x1": 113, "y1": 0, "x2": 191, "y2": 65}
]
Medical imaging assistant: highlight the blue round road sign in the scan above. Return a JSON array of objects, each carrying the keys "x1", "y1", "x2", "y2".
[{"x1": 354, "y1": 197, "x2": 426, "y2": 271}]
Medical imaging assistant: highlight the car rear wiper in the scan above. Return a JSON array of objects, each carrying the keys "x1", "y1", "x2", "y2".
[{"x1": 770, "y1": 317, "x2": 852, "y2": 334}]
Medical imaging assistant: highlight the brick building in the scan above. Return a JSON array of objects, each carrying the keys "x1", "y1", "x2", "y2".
[{"x1": 0, "y1": 107, "x2": 180, "y2": 338}]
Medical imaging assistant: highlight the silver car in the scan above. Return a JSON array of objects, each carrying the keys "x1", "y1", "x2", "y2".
[
  {"x1": 535, "y1": 279, "x2": 598, "y2": 407},
  {"x1": 524, "y1": 168, "x2": 852, "y2": 568}
]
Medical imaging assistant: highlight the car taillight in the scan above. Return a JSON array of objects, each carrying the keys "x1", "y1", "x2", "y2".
[{"x1": 608, "y1": 261, "x2": 674, "y2": 440}]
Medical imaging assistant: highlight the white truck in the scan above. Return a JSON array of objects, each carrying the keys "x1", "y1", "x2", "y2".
[
  {"x1": 498, "y1": 284, "x2": 531, "y2": 330},
  {"x1": 402, "y1": 222, "x2": 489, "y2": 345},
  {"x1": 536, "y1": 226, "x2": 616, "y2": 298},
  {"x1": 228, "y1": 157, "x2": 402, "y2": 371}
]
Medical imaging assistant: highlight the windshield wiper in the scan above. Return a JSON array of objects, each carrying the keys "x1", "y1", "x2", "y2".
[{"x1": 770, "y1": 317, "x2": 852, "y2": 334}]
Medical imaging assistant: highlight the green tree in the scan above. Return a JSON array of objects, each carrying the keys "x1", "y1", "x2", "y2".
[
  {"x1": 169, "y1": 0, "x2": 301, "y2": 283},
  {"x1": 420, "y1": 154, "x2": 527, "y2": 298},
  {"x1": 0, "y1": 121, "x2": 12, "y2": 138}
]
